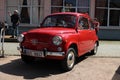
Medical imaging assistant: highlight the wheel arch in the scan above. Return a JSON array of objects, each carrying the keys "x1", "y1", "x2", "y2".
[
  {"x1": 68, "y1": 43, "x2": 78, "y2": 57},
  {"x1": 96, "y1": 40, "x2": 99, "y2": 46}
]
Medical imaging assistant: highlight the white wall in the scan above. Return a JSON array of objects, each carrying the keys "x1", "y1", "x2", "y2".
[
  {"x1": 43, "y1": 0, "x2": 51, "y2": 18},
  {"x1": 90, "y1": 0, "x2": 95, "y2": 19},
  {"x1": 0, "y1": 0, "x2": 5, "y2": 22}
]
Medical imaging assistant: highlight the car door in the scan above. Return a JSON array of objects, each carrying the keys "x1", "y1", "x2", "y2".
[
  {"x1": 77, "y1": 16, "x2": 92, "y2": 56},
  {"x1": 89, "y1": 19, "x2": 98, "y2": 49}
]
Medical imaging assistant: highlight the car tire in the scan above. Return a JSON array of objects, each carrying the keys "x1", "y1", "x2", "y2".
[
  {"x1": 90, "y1": 42, "x2": 98, "y2": 55},
  {"x1": 61, "y1": 48, "x2": 76, "y2": 71},
  {"x1": 21, "y1": 54, "x2": 35, "y2": 63}
]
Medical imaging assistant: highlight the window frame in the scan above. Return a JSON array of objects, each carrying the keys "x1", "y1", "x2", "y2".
[
  {"x1": 95, "y1": 0, "x2": 120, "y2": 27},
  {"x1": 6, "y1": 0, "x2": 44, "y2": 25},
  {"x1": 78, "y1": 16, "x2": 89, "y2": 30},
  {"x1": 51, "y1": 0, "x2": 90, "y2": 14}
]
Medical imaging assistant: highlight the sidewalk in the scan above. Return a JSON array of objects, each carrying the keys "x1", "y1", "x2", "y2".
[
  {"x1": 4, "y1": 35, "x2": 18, "y2": 42},
  {"x1": 95, "y1": 41, "x2": 120, "y2": 57},
  {"x1": 0, "y1": 56, "x2": 120, "y2": 80},
  {"x1": 1, "y1": 41, "x2": 120, "y2": 57}
]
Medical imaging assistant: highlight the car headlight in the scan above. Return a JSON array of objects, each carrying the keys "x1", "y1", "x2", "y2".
[
  {"x1": 17, "y1": 34, "x2": 24, "y2": 42},
  {"x1": 52, "y1": 36, "x2": 62, "y2": 46}
]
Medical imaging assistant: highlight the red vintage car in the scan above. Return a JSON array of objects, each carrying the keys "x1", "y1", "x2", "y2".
[{"x1": 17, "y1": 12, "x2": 99, "y2": 71}]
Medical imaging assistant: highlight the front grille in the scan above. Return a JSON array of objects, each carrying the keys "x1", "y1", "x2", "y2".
[
  {"x1": 22, "y1": 33, "x2": 53, "y2": 50},
  {"x1": 25, "y1": 33, "x2": 53, "y2": 43}
]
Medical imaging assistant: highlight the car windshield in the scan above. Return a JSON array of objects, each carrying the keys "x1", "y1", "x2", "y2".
[{"x1": 41, "y1": 14, "x2": 76, "y2": 28}]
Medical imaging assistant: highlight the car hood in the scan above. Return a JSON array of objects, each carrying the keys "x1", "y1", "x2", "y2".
[
  {"x1": 23, "y1": 28, "x2": 76, "y2": 49},
  {"x1": 27, "y1": 27, "x2": 76, "y2": 35}
]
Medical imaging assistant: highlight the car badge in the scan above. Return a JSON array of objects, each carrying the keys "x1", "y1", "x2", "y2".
[{"x1": 31, "y1": 39, "x2": 38, "y2": 45}]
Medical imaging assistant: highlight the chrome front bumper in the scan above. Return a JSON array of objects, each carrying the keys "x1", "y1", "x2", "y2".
[
  {"x1": 46, "y1": 52, "x2": 65, "y2": 56},
  {"x1": 17, "y1": 47, "x2": 65, "y2": 57}
]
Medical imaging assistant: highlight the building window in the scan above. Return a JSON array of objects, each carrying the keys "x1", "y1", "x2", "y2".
[
  {"x1": 20, "y1": 0, "x2": 30, "y2": 23},
  {"x1": 110, "y1": 10, "x2": 120, "y2": 26},
  {"x1": 51, "y1": 0, "x2": 90, "y2": 14},
  {"x1": 95, "y1": 0, "x2": 108, "y2": 26},
  {"x1": 109, "y1": 0, "x2": 120, "y2": 26},
  {"x1": 64, "y1": 0, "x2": 76, "y2": 12},
  {"x1": 77, "y1": 0, "x2": 90, "y2": 13},
  {"x1": 6, "y1": 0, "x2": 44, "y2": 25},
  {"x1": 110, "y1": 0, "x2": 120, "y2": 8},
  {"x1": 95, "y1": 0, "x2": 120, "y2": 27},
  {"x1": 51, "y1": 0, "x2": 63, "y2": 13}
]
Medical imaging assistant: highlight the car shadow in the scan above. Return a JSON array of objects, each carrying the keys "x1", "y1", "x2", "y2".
[
  {"x1": 0, "y1": 55, "x2": 88, "y2": 79},
  {"x1": 0, "y1": 58, "x2": 64, "y2": 79},
  {"x1": 112, "y1": 66, "x2": 120, "y2": 80},
  {"x1": 76, "y1": 55, "x2": 88, "y2": 64}
]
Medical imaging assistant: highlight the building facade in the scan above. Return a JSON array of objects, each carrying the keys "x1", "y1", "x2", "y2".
[{"x1": 0, "y1": 0, "x2": 120, "y2": 40}]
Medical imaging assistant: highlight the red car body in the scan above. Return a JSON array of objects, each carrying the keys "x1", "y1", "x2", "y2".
[{"x1": 18, "y1": 12, "x2": 99, "y2": 71}]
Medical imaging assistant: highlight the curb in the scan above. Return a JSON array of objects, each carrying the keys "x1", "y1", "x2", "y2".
[
  {"x1": 4, "y1": 35, "x2": 18, "y2": 42},
  {"x1": 4, "y1": 38, "x2": 18, "y2": 42}
]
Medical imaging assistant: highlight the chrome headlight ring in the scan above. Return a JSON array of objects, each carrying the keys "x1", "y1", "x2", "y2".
[
  {"x1": 17, "y1": 34, "x2": 24, "y2": 42},
  {"x1": 52, "y1": 36, "x2": 62, "y2": 46}
]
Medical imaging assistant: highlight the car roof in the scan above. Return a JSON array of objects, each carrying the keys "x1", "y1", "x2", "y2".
[{"x1": 49, "y1": 12, "x2": 90, "y2": 19}]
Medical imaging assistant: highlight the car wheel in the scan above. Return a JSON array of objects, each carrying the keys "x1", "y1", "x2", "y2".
[
  {"x1": 91, "y1": 42, "x2": 98, "y2": 55},
  {"x1": 21, "y1": 54, "x2": 35, "y2": 63},
  {"x1": 61, "y1": 48, "x2": 76, "y2": 71}
]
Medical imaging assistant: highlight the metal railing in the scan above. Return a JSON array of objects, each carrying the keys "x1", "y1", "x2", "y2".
[{"x1": 0, "y1": 22, "x2": 7, "y2": 57}]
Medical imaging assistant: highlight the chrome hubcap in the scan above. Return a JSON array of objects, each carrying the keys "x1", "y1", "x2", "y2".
[
  {"x1": 67, "y1": 51, "x2": 75, "y2": 68},
  {"x1": 94, "y1": 43, "x2": 98, "y2": 53}
]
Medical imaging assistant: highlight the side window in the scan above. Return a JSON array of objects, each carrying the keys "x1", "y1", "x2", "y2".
[
  {"x1": 89, "y1": 20, "x2": 95, "y2": 29},
  {"x1": 78, "y1": 17, "x2": 89, "y2": 29}
]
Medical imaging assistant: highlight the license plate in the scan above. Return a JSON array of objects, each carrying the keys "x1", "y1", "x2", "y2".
[{"x1": 23, "y1": 49, "x2": 44, "y2": 57}]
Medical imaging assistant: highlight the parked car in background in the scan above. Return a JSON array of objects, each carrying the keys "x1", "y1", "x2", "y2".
[{"x1": 17, "y1": 12, "x2": 99, "y2": 71}]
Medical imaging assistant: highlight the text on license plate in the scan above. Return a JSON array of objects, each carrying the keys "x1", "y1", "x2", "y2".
[{"x1": 24, "y1": 49, "x2": 44, "y2": 57}]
